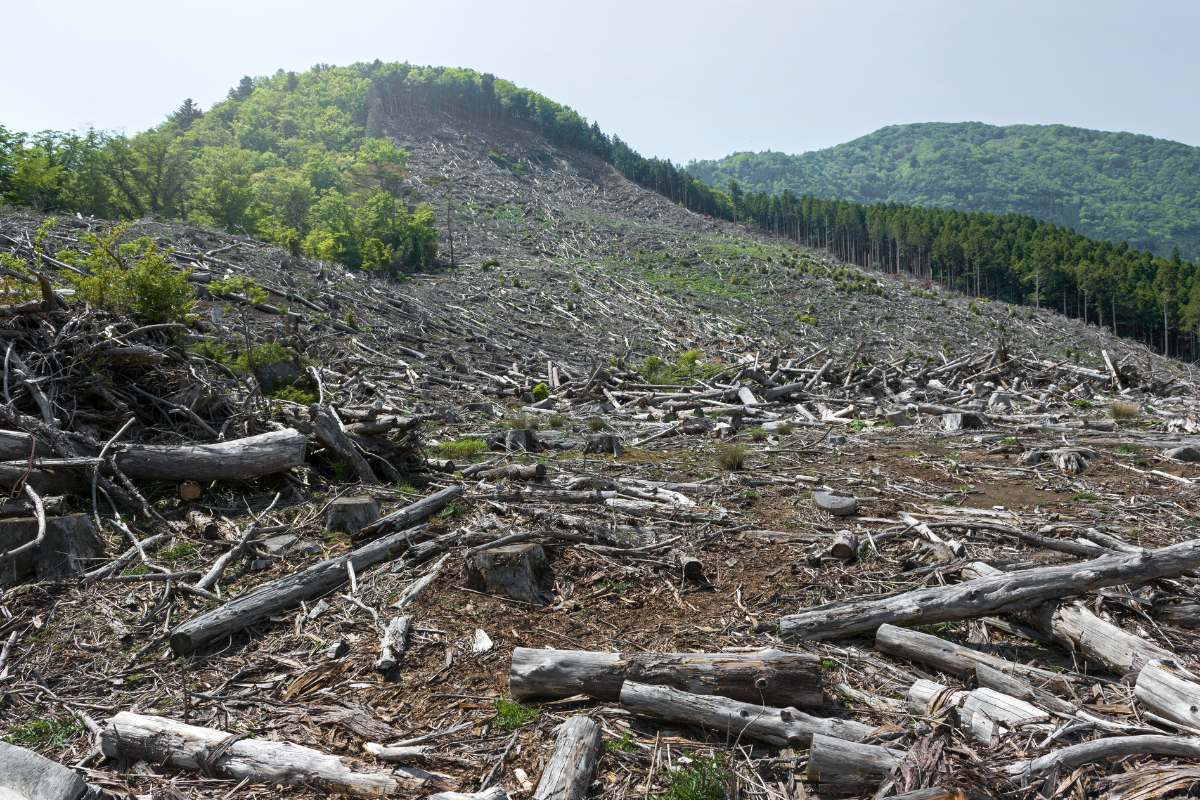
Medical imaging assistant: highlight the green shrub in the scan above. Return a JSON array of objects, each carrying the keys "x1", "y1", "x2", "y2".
[
  {"x1": 0, "y1": 253, "x2": 40, "y2": 305},
  {"x1": 493, "y1": 698, "x2": 539, "y2": 732},
  {"x1": 66, "y1": 224, "x2": 193, "y2": 324},
  {"x1": 269, "y1": 385, "x2": 318, "y2": 404},
  {"x1": 1110, "y1": 400, "x2": 1139, "y2": 420},
  {"x1": 159, "y1": 541, "x2": 197, "y2": 562},
  {"x1": 3, "y1": 716, "x2": 84, "y2": 748},
  {"x1": 232, "y1": 341, "x2": 293, "y2": 374},
  {"x1": 587, "y1": 417, "x2": 606, "y2": 433},
  {"x1": 531, "y1": 382, "x2": 551, "y2": 401}
]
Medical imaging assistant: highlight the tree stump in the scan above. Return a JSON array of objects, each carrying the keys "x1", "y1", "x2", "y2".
[
  {"x1": 488, "y1": 429, "x2": 538, "y2": 452},
  {"x1": 583, "y1": 434, "x2": 624, "y2": 456},
  {"x1": 942, "y1": 412, "x2": 987, "y2": 432},
  {"x1": 1, "y1": 514, "x2": 104, "y2": 588},
  {"x1": 325, "y1": 496, "x2": 381, "y2": 533},
  {"x1": 464, "y1": 543, "x2": 554, "y2": 606}
]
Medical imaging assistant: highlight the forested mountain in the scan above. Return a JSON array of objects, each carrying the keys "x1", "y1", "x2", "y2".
[
  {"x1": 688, "y1": 122, "x2": 1200, "y2": 259},
  {"x1": 1, "y1": 66, "x2": 1198, "y2": 357}
]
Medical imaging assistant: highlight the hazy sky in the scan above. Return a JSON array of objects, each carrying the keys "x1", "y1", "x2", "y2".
[{"x1": 3, "y1": 0, "x2": 1196, "y2": 162}]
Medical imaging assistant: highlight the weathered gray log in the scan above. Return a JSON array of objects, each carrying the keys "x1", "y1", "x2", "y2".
[
  {"x1": 358, "y1": 485, "x2": 464, "y2": 538},
  {"x1": 463, "y1": 543, "x2": 554, "y2": 606},
  {"x1": 1, "y1": 514, "x2": 104, "y2": 589},
  {"x1": 375, "y1": 615, "x2": 412, "y2": 677},
  {"x1": 668, "y1": 548, "x2": 707, "y2": 583},
  {"x1": 476, "y1": 463, "x2": 546, "y2": 481},
  {"x1": 311, "y1": 404, "x2": 380, "y2": 484},
  {"x1": 0, "y1": 741, "x2": 92, "y2": 800},
  {"x1": 828, "y1": 530, "x2": 860, "y2": 561},
  {"x1": 906, "y1": 679, "x2": 1048, "y2": 744},
  {"x1": 618, "y1": 681, "x2": 870, "y2": 747},
  {"x1": 1035, "y1": 600, "x2": 1172, "y2": 675},
  {"x1": 1006, "y1": 735, "x2": 1200, "y2": 785},
  {"x1": 780, "y1": 538, "x2": 1200, "y2": 640},
  {"x1": 1134, "y1": 659, "x2": 1200, "y2": 732},
  {"x1": 114, "y1": 428, "x2": 306, "y2": 482},
  {"x1": 1165, "y1": 445, "x2": 1200, "y2": 462},
  {"x1": 1152, "y1": 598, "x2": 1200, "y2": 628},
  {"x1": 805, "y1": 733, "x2": 903, "y2": 796},
  {"x1": 326, "y1": 495, "x2": 381, "y2": 533},
  {"x1": 100, "y1": 711, "x2": 443, "y2": 796},
  {"x1": 510, "y1": 647, "x2": 823, "y2": 707},
  {"x1": 875, "y1": 624, "x2": 1072, "y2": 684},
  {"x1": 0, "y1": 430, "x2": 46, "y2": 461},
  {"x1": 169, "y1": 523, "x2": 430, "y2": 656},
  {"x1": 531, "y1": 716, "x2": 601, "y2": 800}
]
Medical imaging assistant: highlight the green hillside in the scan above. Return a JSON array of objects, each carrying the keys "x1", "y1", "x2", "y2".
[{"x1": 688, "y1": 122, "x2": 1200, "y2": 259}]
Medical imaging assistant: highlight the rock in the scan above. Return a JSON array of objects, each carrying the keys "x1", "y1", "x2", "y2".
[
  {"x1": 472, "y1": 628, "x2": 494, "y2": 653},
  {"x1": 584, "y1": 434, "x2": 624, "y2": 456},
  {"x1": 1, "y1": 514, "x2": 105, "y2": 589},
  {"x1": 1165, "y1": 445, "x2": 1200, "y2": 462},
  {"x1": 324, "y1": 496, "x2": 380, "y2": 533},
  {"x1": 0, "y1": 740, "x2": 94, "y2": 800},
  {"x1": 260, "y1": 533, "x2": 321, "y2": 556},
  {"x1": 464, "y1": 543, "x2": 554, "y2": 606},
  {"x1": 942, "y1": 412, "x2": 987, "y2": 432},
  {"x1": 813, "y1": 490, "x2": 858, "y2": 517}
]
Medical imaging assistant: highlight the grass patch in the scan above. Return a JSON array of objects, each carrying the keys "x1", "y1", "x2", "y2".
[
  {"x1": 716, "y1": 444, "x2": 747, "y2": 471},
  {"x1": 587, "y1": 417, "x2": 606, "y2": 433},
  {"x1": 159, "y1": 540, "x2": 197, "y2": 562},
  {"x1": 1072, "y1": 492, "x2": 1100, "y2": 502},
  {"x1": 639, "y1": 349, "x2": 723, "y2": 386},
  {"x1": 748, "y1": 426, "x2": 767, "y2": 442},
  {"x1": 435, "y1": 438, "x2": 489, "y2": 459},
  {"x1": 657, "y1": 756, "x2": 732, "y2": 800},
  {"x1": 268, "y1": 385, "x2": 318, "y2": 405},
  {"x1": 1070, "y1": 398, "x2": 1095, "y2": 410},
  {"x1": 3, "y1": 716, "x2": 84, "y2": 748},
  {"x1": 493, "y1": 698, "x2": 540, "y2": 732},
  {"x1": 1110, "y1": 401, "x2": 1140, "y2": 420},
  {"x1": 607, "y1": 731, "x2": 637, "y2": 752}
]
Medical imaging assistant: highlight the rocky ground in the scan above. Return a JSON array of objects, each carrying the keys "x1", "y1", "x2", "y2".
[{"x1": 0, "y1": 108, "x2": 1199, "y2": 800}]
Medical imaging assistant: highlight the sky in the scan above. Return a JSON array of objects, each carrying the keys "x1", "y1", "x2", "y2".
[{"x1": 2, "y1": 0, "x2": 1197, "y2": 163}]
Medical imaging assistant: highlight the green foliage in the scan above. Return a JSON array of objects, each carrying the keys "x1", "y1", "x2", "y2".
[
  {"x1": 587, "y1": 417, "x2": 606, "y2": 433},
  {"x1": 656, "y1": 756, "x2": 731, "y2": 800},
  {"x1": 232, "y1": 341, "x2": 293, "y2": 375},
  {"x1": 606, "y1": 731, "x2": 637, "y2": 752},
  {"x1": 531, "y1": 382, "x2": 551, "y2": 401},
  {"x1": 159, "y1": 540, "x2": 198, "y2": 562},
  {"x1": 639, "y1": 350, "x2": 722, "y2": 385},
  {"x1": 716, "y1": 444, "x2": 747, "y2": 471},
  {"x1": 269, "y1": 385, "x2": 318, "y2": 404},
  {"x1": 4, "y1": 716, "x2": 84, "y2": 748},
  {"x1": 435, "y1": 438, "x2": 489, "y2": 459},
  {"x1": 0, "y1": 252, "x2": 39, "y2": 304},
  {"x1": 65, "y1": 223, "x2": 194, "y2": 324},
  {"x1": 689, "y1": 121, "x2": 1200, "y2": 260},
  {"x1": 492, "y1": 698, "x2": 539, "y2": 731}
]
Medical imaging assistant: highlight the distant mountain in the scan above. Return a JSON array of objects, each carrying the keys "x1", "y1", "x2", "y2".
[{"x1": 688, "y1": 122, "x2": 1200, "y2": 259}]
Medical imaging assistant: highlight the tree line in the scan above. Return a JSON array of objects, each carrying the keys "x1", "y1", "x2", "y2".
[{"x1": 733, "y1": 188, "x2": 1200, "y2": 358}]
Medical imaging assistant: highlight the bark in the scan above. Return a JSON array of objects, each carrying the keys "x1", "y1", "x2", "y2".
[
  {"x1": 1, "y1": 513, "x2": 104, "y2": 589},
  {"x1": 429, "y1": 789, "x2": 509, "y2": 800},
  {"x1": 310, "y1": 404, "x2": 380, "y2": 484},
  {"x1": 805, "y1": 733, "x2": 903, "y2": 796},
  {"x1": 906, "y1": 679, "x2": 1048, "y2": 744},
  {"x1": 779, "y1": 538, "x2": 1200, "y2": 640},
  {"x1": 1134, "y1": 659, "x2": 1200, "y2": 732},
  {"x1": 618, "y1": 680, "x2": 871, "y2": 748},
  {"x1": 532, "y1": 716, "x2": 601, "y2": 800},
  {"x1": 114, "y1": 428, "x2": 306, "y2": 482},
  {"x1": 510, "y1": 647, "x2": 823, "y2": 708},
  {"x1": 1006, "y1": 735, "x2": 1200, "y2": 785},
  {"x1": 169, "y1": 523, "x2": 430, "y2": 656},
  {"x1": 1035, "y1": 601, "x2": 1172, "y2": 676},
  {"x1": 874, "y1": 624, "x2": 1071, "y2": 684},
  {"x1": 463, "y1": 543, "x2": 554, "y2": 606},
  {"x1": 100, "y1": 711, "x2": 445, "y2": 796},
  {"x1": 375, "y1": 615, "x2": 412, "y2": 677}
]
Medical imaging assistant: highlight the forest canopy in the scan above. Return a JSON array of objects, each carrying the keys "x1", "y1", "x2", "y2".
[{"x1": 689, "y1": 122, "x2": 1200, "y2": 261}]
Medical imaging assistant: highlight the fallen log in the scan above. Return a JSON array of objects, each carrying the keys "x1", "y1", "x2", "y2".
[
  {"x1": 1134, "y1": 659, "x2": 1200, "y2": 732},
  {"x1": 0, "y1": 741, "x2": 92, "y2": 800},
  {"x1": 510, "y1": 647, "x2": 823, "y2": 707},
  {"x1": 618, "y1": 680, "x2": 871, "y2": 747},
  {"x1": 375, "y1": 615, "x2": 412, "y2": 677},
  {"x1": 100, "y1": 711, "x2": 445, "y2": 796},
  {"x1": 532, "y1": 716, "x2": 602, "y2": 800},
  {"x1": 874, "y1": 624, "x2": 1073, "y2": 684},
  {"x1": 169, "y1": 523, "x2": 430, "y2": 656},
  {"x1": 779, "y1": 538, "x2": 1200, "y2": 640},
  {"x1": 906, "y1": 679, "x2": 1048, "y2": 744},
  {"x1": 1006, "y1": 735, "x2": 1200, "y2": 785},
  {"x1": 358, "y1": 485, "x2": 464, "y2": 538},
  {"x1": 114, "y1": 428, "x2": 307, "y2": 482},
  {"x1": 311, "y1": 404, "x2": 380, "y2": 484},
  {"x1": 428, "y1": 789, "x2": 508, "y2": 800},
  {"x1": 805, "y1": 733, "x2": 903, "y2": 796}
]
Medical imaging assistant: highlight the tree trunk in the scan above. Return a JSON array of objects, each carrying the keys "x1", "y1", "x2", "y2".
[
  {"x1": 1134, "y1": 659, "x2": 1200, "y2": 732},
  {"x1": 532, "y1": 716, "x2": 601, "y2": 800},
  {"x1": 510, "y1": 647, "x2": 822, "y2": 707},
  {"x1": 169, "y1": 523, "x2": 431, "y2": 656},
  {"x1": 100, "y1": 711, "x2": 444, "y2": 796},
  {"x1": 618, "y1": 681, "x2": 871, "y2": 748},
  {"x1": 114, "y1": 428, "x2": 306, "y2": 482},
  {"x1": 805, "y1": 733, "x2": 903, "y2": 796},
  {"x1": 779, "y1": 538, "x2": 1200, "y2": 640}
]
